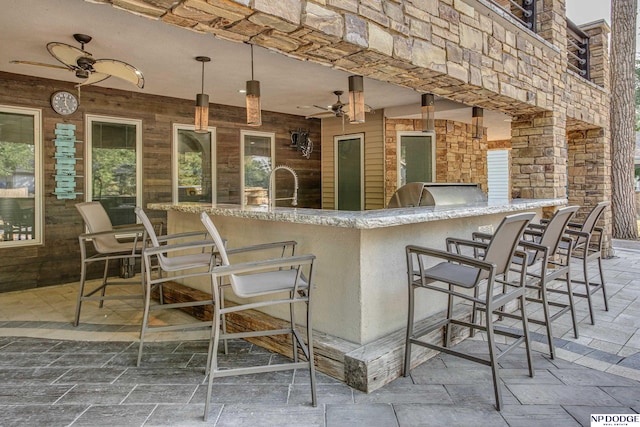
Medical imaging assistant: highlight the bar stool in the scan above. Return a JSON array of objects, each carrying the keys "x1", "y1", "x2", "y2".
[
  {"x1": 404, "y1": 212, "x2": 535, "y2": 411},
  {"x1": 475, "y1": 206, "x2": 580, "y2": 359},
  {"x1": 200, "y1": 212, "x2": 317, "y2": 421},
  {"x1": 559, "y1": 201, "x2": 610, "y2": 324}
]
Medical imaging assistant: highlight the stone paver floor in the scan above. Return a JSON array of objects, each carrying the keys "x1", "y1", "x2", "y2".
[{"x1": 0, "y1": 239, "x2": 639, "y2": 426}]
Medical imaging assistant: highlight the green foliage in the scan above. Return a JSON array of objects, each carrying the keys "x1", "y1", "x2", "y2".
[
  {"x1": 244, "y1": 156, "x2": 271, "y2": 188},
  {"x1": 178, "y1": 152, "x2": 202, "y2": 186},
  {"x1": 0, "y1": 140, "x2": 34, "y2": 181},
  {"x1": 92, "y1": 148, "x2": 136, "y2": 197}
]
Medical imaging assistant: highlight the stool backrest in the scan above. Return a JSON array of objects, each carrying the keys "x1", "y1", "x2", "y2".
[
  {"x1": 484, "y1": 212, "x2": 536, "y2": 276},
  {"x1": 76, "y1": 201, "x2": 120, "y2": 253},
  {"x1": 576, "y1": 201, "x2": 609, "y2": 247},
  {"x1": 530, "y1": 205, "x2": 580, "y2": 264}
]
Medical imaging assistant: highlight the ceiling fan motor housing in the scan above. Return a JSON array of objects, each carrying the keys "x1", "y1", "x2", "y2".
[
  {"x1": 76, "y1": 56, "x2": 95, "y2": 70},
  {"x1": 75, "y1": 69, "x2": 89, "y2": 79}
]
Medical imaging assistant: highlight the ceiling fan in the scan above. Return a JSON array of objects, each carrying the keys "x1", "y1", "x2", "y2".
[
  {"x1": 306, "y1": 90, "x2": 372, "y2": 119},
  {"x1": 10, "y1": 33, "x2": 144, "y2": 89}
]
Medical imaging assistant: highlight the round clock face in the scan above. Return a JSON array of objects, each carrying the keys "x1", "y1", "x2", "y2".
[{"x1": 50, "y1": 91, "x2": 78, "y2": 115}]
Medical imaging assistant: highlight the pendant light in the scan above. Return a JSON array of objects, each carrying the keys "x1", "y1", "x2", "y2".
[
  {"x1": 348, "y1": 75, "x2": 365, "y2": 124},
  {"x1": 194, "y1": 56, "x2": 211, "y2": 134},
  {"x1": 472, "y1": 106, "x2": 484, "y2": 139},
  {"x1": 246, "y1": 44, "x2": 262, "y2": 127},
  {"x1": 421, "y1": 93, "x2": 435, "y2": 132}
]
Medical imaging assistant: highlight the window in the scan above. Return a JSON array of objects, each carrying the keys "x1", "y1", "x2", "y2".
[
  {"x1": 397, "y1": 132, "x2": 435, "y2": 187},
  {"x1": 335, "y1": 133, "x2": 364, "y2": 211},
  {"x1": 172, "y1": 124, "x2": 216, "y2": 203},
  {"x1": 0, "y1": 106, "x2": 42, "y2": 246},
  {"x1": 241, "y1": 130, "x2": 274, "y2": 207},
  {"x1": 86, "y1": 115, "x2": 142, "y2": 226}
]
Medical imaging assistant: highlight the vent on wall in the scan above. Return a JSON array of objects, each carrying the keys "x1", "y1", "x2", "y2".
[{"x1": 487, "y1": 149, "x2": 510, "y2": 201}]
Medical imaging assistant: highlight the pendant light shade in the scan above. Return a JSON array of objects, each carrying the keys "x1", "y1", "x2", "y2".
[
  {"x1": 421, "y1": 93, "x2": 435, "y2": 132},
  {"x1": 472, "y1": 106, "x2": 484, "y2": 139},
  {"x1": 348, "y1": 75, "x2": 365, "y2": 124},
  {"x1": 194, "y1": 56, "x2": 210, "y2": 134},
  {"x1": 246, "y1": 45, "x2": 262, "y2": 126}
]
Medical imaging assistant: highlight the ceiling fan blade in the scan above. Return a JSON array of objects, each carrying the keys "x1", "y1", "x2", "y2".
[
  {"x1": 74, "y1": 72, "x2": 111, "y2": 88},
  {"x1": 93, "y1": 59, "x2": 144, "y2": 89},
  {"x1": 9, "y1": 60, "x2": 71, "y2": 71},
  {"x1": 305, "y1": 111, "x2": 335, "y2": 119},
  {"x1": 47, "y1": 42, "x2": 87, "y2": 69},
  {"x1": 313, "y1": 105, "x2": 331, "y2": 111}
]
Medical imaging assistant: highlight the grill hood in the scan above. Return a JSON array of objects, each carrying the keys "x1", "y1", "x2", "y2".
[{"x1": 387, "y1": 183, "x2": 487, "y2": 208}]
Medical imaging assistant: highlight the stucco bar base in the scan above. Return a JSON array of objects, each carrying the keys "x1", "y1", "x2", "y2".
[{"x1": 149, "y1": 200, "x2": 563, "y2": 392}]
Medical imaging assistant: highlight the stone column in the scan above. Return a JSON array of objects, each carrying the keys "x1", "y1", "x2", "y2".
[
  {"x1": 580, "y1": 20, "x2": 610, "y2": 89},
  {"x1": 536, "y1": 0, "x2": 567, "y2": 51},
  {"x1": 511, "y1": 110, "x2": 568, "y2": 201},
  {"x1": 567, "y1": 128, "x2": 613, "y2": 256}
]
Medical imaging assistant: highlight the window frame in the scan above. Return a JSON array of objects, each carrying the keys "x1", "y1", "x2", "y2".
[
  {"x1": 0, "y1": 105, "x2": 43, "y2": 247},
  {"x1": 396, "y1": 131, "x2": 436, "y2": 188},
  {"x1": 240, "y1": 130, "x2": 275, "y2": 208},
  {"x1": 171, "y1": 124, "x2": 217, "y2": 204},
  {"x1": 85, "y1": 114, "x2": 142, "y2": 219},
  {"x1": 334, "y1": 132, "x2": 365, "y2": 211}
]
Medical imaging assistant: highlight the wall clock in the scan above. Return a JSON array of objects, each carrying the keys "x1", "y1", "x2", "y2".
[{"x1": 50, "y1": 91, "x2": 78, "y2": 115}]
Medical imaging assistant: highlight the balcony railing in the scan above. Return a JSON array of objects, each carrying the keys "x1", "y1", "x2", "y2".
[
  {"x1": 566, "y1": 18, "x2": 590, "y2": 80},
  {"x1": 489, "y1": 0, "x2": 537, "y2": 32}
]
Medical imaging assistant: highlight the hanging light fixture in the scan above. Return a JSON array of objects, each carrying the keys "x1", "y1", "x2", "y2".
[
  {"x1": 194, "y1": 56, "x2": 211, "y2": 134},
  {"x1": 472, "y1": 106, "x2": 484, "y2": 139},
  {"x1": 246, "y1": 44, "x2": 262, "y2": 127},
  {"x1": 348, "y1": 75, "x2": 365, "y2": 124},
  {"x1": 421, "y1": 93, "x2": 435, "y2": 132}
]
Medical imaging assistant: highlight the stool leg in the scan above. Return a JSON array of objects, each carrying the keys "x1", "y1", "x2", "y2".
[
  {"x1": 597, "y1": 256, "x2": 608, "y2": 311},
  {"x1": 565, "y1": 267, "x2": 579, "y2": 339},
  {"x1": 444, "y1": 285, "x2": 454, "y2": 347},
  {"x1": 485, "y1": 307, "x2": 502, "y2": 411},
  {"x1": 539, "y1": 276, "x2": 555, "y2": 360},
  {"x1": 403, "y1": 285, "x2": 415, "y2": 377}
]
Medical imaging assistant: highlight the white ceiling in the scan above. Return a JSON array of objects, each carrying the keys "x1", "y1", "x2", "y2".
[{"x1": 0, "y1": 0, "x2": 512, "y2": 140}]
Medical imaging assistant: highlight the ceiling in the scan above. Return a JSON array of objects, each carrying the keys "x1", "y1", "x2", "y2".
[{"x1": 0, "y1": 0, "x2": 512, "y2": 140}]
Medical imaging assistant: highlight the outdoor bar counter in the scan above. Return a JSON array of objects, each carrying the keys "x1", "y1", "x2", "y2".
[{"x1": 148, "y1": 198, "x2": 565, "y2": 391}]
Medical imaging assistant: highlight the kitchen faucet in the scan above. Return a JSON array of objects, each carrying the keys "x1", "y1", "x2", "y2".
[{"x1": 268, "y1": 165, "x2": 298, "y2": 209}]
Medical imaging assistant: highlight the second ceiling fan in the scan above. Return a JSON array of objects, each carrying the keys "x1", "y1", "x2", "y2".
[{"x1": 306, "y1": 90, "x2": 372, "y2": 119}]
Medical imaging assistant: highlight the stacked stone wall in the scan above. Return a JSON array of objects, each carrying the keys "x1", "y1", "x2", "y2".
[
  {"x1": 567, "y1": 128, "x2": 613, "y2": 255},
  {"x1": 384, "y1": 118, "x2": 487, "y2": 205}
]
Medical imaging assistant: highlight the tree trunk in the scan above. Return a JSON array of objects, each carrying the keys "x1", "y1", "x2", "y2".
[{"x1": 610, "y1": 0, "x2": 639, "y2": 239}]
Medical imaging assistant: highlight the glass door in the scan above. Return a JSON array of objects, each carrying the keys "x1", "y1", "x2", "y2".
[
  {"x1": 241, "y1": 131, "x2": 274, "y2": 207},
  {"x1": 397, "y1": 132, "x2": 434, "y2": 187},
  {"x1": 0, "y1": 106, "x2": 42, "y2": 245},
  {"x1": 172, "y1": 124, "x2": 216, "y2": 203},
  {"x1": 335, "y1": 134, "x2": 364, "y2": 211},
  {"x1": 86, "y1": 115, "x2": 142, "y2": 226}
]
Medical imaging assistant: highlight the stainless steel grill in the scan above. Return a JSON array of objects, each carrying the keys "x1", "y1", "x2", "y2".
[{"x1": 387, "y1": 183, "x2": 487, "y2": 208}]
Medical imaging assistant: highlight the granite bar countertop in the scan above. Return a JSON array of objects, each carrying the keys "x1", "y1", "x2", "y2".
[{"x1": 148, "y1": 198, "x2": 566, "y2": 230}]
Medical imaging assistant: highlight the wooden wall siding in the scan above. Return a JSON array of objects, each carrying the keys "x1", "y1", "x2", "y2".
[
  {"x1": 0, "y1": 72, "x2": 321, "y2": 292},
  {"x1": 384, "y1": 118, "x2": 490, "y2": 206},
  {"x1": 321, "y1": 110, "x2": 384, "y2": 210}
]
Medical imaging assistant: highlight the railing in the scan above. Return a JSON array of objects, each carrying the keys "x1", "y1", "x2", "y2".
[
  {"x1": 566, "y1": 18, "x2": 590, "y2": 80},
  {"x1": 489, "y1": 0, "x2": 537, "y2": 32}
]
